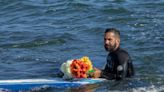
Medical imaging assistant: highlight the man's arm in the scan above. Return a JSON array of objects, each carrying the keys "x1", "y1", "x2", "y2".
[
  {"x1": 100, "y1": 70, "x2": 116, "y2": 80},
  {"x1": 92, "y1": 65, "x2": 116, "y2": 80},
  {"x1": 100, "y1": 64, "x2": 116, "y2": 80},
  {"x1": 116, "y1": 52, "x2": 129, "y2": 80}
]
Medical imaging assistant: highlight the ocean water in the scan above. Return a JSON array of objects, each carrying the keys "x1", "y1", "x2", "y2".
[{"x1": 0, "y1": 0, "x2": 164, "y2": 92}]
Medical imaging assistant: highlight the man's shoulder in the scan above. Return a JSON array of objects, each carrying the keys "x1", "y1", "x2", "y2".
[
  {"x1": 115, "y1": 48, "x2": 132, "y2": 64},
  {"x1": 116, "y1": 48, "x2": 130, "y2": 58}
]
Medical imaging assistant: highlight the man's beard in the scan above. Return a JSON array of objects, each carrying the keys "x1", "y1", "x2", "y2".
[{"x1": 104, "y1": 43, "x2": 117, "y2": 52}]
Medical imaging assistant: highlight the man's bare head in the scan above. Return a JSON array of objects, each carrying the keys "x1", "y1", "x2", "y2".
[{"x1": 104, "y1": 28, "x2": 120, "y2": 52}]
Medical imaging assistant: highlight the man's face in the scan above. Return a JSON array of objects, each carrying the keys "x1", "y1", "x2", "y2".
[{"x1": 104, "y1": 32, "x2": 118, "y2": 52}]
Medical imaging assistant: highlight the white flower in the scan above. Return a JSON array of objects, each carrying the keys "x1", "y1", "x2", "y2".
[{"x1": 60, "y1": 60, "x2": 73, "y2": 79}]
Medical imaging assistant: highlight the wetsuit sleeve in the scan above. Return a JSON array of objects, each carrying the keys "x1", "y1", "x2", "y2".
[
  {"x1": 100, "y1": 65, "x2": 116, "y2": 80},
  {"x1": 116, "y1": 52, "x2": 129, "y2": 80}
]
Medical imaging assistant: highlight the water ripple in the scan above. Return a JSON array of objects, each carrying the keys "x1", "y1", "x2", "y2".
[
  {"x1": 0, "y1": 33, "x2": 76, "y2": 48},
  {"x1": 0, "y1": 0, "x2": 164, "y2": 91}
]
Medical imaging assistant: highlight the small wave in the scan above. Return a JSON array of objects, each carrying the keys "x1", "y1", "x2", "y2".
[
  {"x1": 130, "y1": 85, "x2": 164, "y2": 92},
  {"x1": 0, "y1": 85, "x2": 50, "y2": 92},
  {"x1": 0, "y1": 33, "x2": 76, "y2": 48},
  {"x1": 0, "y1": 88, "x2": 11, "y2": 92},
  {"x1": 102, "y1": 6, "x2": 131, "y2": 14},
  {"x1": 0, "y1": 1, "x2": 20, "y2": 10},
  {"x1": 0, "y1": 38, "x2": 65, "y2": 48},
  {"x1": 22, "y1": 0, "x2": 61, "y2": 7}
]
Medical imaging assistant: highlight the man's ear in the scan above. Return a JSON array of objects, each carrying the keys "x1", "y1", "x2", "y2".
[{"x1": 116, "y1": 39, "x2": 120, "y2": 45}]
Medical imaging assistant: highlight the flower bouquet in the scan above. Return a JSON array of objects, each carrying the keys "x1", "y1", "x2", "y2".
[{"x1": 60, "y1": 56, "x2": 95, "y2": 79}]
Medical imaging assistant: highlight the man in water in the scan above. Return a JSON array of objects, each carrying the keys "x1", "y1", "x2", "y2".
[{"x1": 92, "y1": 28, "x2": 134, "y2": 80}]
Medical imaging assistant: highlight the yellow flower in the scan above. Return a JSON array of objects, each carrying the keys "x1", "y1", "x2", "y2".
[{"x1": 80, "y1": 56, "x2": 93, "y2": 71}]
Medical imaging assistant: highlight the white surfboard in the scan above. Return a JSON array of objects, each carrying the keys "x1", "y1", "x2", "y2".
[{"x1": 0, "y1": 78, "x2": 107, "y2": 91}]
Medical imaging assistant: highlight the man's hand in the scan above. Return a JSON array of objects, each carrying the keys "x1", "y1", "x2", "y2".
[{"x1": 92, "y1": 67, "x2": 101, "y2": 78}]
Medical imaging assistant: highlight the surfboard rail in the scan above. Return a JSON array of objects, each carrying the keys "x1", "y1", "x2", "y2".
[{"x1": 0, "y1": 78, "x2": 107, "y2": 91}]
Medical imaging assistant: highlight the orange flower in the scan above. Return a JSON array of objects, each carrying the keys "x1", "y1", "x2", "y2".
[{"x1": 70, "y1": 59, "x2": 89, "y2": 78}]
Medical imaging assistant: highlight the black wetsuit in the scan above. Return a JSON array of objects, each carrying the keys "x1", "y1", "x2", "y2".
[{"x1": 100, "y1": 47, "x2": 134, "y2": 80}]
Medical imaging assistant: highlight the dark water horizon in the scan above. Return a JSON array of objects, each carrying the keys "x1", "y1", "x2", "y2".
[{"x1": 0, "y1": 0, "x2": 164, "y2": 92}]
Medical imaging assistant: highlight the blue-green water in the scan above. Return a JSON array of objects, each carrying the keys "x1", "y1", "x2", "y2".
[{"x1": 0, "y1": 0, "x2": 164, "y2": 92}]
